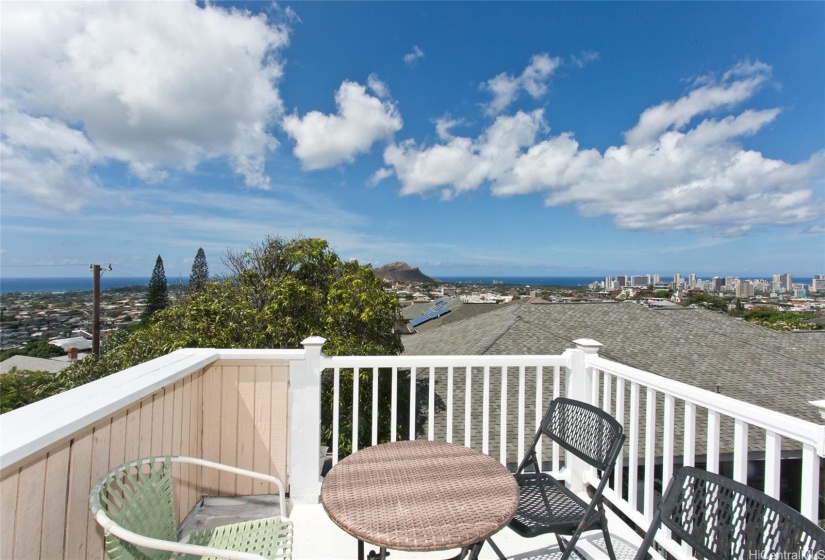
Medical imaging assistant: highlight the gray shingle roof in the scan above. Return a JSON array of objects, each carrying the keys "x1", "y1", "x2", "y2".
[
  {"x1": 0, "y1": 355, "x2": 69, "y2": 374},
  {"x1": 402, "y1": 301, "x2": 825, "y2": 426}
]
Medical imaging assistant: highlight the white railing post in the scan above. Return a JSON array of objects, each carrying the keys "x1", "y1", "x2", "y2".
[
  {"x1": 563, "y1": 339, "x2": 603, "y2": 493},
  {"x1": 289, "y1": 336, "x2": 326, "y2": 504},
  {"x1": 571, "y1": 338, "x2": 602, "y2": 405},
  {"x1": 810, "y1": 400, "x2": 825, "y2": 425}
]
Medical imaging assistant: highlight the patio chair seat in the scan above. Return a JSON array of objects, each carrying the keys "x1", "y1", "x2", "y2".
[
  {"x1": 510, "y1": 472, "x2": 592, "y2": 537},
  {"x1": 90, "y1": 456, "x2": 293, "y2": 560},
  {"x1": 487, "y1": 397, "x2": 625, "y2": 560},
  {"x1": 185, "y1": 516, "x2": 293, "y2": 559}
]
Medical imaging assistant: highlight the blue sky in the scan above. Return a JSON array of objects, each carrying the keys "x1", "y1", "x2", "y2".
[{"x1": 1, "y1": 1, "x2": 823, "y2": 281}]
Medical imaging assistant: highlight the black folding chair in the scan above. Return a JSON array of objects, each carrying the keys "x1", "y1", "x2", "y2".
[
  {"x1": 634, "y1": 466, "x2": 825, "y2": 560},
  {"x1": 488, "y1": 397, "x2": 625, "y2": 560}
]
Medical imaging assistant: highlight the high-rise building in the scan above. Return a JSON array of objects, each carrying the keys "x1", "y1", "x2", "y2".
[
  {"x1": 780, "y1": 273, "x2": 793, "y2": 291},
  {"x1": 615, "y1": 275, "x2": 628, "y2": 288},
  {"x1": 605, "y1": 276, "x2": 613, "y2": 290},
  {"x1": 713, "y1": 277, "x2": 724, "y2": 292},
  {"x1": 688, "y1": 273, "x2": 697, "y2": 289},
  {"x1": 631, "y1": 275, "x2": 651, "y2": 287},
  {"x1": 813, "y1": 275, "x2": 825, "y2": 293},
  {"x1": 736, "y1": 281, "x2": 754, "y2": 298},
  {"x1": 672, "y1": 273, "x2": 683, "y2": 289},
  {"x1": 653, "y1": 274, "x2": 661, "y2": 284}
]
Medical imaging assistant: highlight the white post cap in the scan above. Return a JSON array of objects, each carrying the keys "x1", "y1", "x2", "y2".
[
  {"x1": 573, "y1": 338, "x2": 603, "y2": 354},
  {"x1": 301, "y1": 335, "x2": 327, "y2": 347},
  {"x1": 810, "y1": 400, "x2": 825, "y2": 422}
]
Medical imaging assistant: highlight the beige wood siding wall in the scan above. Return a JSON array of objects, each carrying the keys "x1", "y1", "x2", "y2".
[{"x1": 0, "y1": 360, "x2": 289, "y2": 560}]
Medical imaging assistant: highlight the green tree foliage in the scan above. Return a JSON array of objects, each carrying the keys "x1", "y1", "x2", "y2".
[
  {"x1": 189, "y1": 248, "x2": 209, "y2": 292},
  {"x1": 52, "y1": 236, "x2": 405, "y2": 454},
  {"x1": 1, "y1": 369, "x2": 63, "y2": 413},
  {"x1": 682, "y1": 292, "x2": 729, "y2": 312},
  {"x1": 0, "y1": 339, "x2": 65, "y2": 361},
  {"x1": 737, "y1": 307, "x2": 821, "y2": 331},
  {"x1": 143, "y1": 255, "x2": 169, "y2": 320}
]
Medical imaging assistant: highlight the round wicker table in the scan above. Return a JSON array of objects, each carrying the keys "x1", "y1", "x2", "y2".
[{"x1": 321, "y1": 440, "x2": 519, "y2": 560}]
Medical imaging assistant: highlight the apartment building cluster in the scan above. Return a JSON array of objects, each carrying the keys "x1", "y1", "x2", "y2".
[{"x1": 602, "y1": 273, "x2": 825, "y2": 299}]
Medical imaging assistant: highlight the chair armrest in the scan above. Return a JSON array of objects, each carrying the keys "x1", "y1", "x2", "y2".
[
  {"x1": 170, "y1": 456, "x2": 288, "y2": 518},
  {"x1": 95, "y1": 510, "x2": 268, "y2": 560}
]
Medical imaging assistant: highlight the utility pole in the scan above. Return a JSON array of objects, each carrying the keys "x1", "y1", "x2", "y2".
[{"x1": 90, "y1": 264, "x2": 112, "y2": 357}]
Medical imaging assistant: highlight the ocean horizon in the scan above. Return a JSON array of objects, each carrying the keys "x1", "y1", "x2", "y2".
[
  {"x1": 0, "y1": 276, "x2": 155, "y2": 294},
  {"x1": 0, "y1": 275, "x2": 816, "y2": 294}
]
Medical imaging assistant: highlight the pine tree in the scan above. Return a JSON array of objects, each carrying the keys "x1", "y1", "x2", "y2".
[
  {"x1": 143, "y1": 255, "x2": 169, "y2": 319},
  {"x1": 189, "y1": 248, "x2": 209, "y2": 292}
]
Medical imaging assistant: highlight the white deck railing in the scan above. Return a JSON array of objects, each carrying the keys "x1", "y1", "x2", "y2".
[
  {"x1": 318, "y1": 338, "x2": 825, "y2": 542},
  {"x1": 1, "y1": 338, "x2": 822, "y2": 560}
]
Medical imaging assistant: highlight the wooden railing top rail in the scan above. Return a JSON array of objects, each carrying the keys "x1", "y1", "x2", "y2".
[
  {"x1": 0, "y1": 349, "x2": 219, "y2": 471},
  {"x1": 0, "y1": 348, "x2": 304, "y2": 472}
]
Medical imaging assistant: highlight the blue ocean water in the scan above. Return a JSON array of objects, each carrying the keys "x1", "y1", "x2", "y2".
[
  {"x1": 0, "y1": 277, "x2": 152, "y2": 294},
  {"x1": 1, "y1": 275, "x2": 815, "y2": 293},
  {"x1": 437, "y1": 276, "x2": 602, "y2": 286}
]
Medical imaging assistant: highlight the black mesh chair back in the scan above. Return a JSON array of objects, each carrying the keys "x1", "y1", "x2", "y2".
[
  {"x1": 635, "y1": 466, "x2": 825, "y2": 560},
  {"x1": 488, "y1": 397, "x2": 625, "y2": 560},
  {"x1": 535, "y1": 397, "x2": 625, "y2": 473}
]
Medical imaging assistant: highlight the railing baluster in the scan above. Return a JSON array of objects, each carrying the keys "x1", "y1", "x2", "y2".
[
  {"x1": 446, "y1": 366, "x2": 454, "y2": 444},
  {"x1": 707, "y1": 409, "x2": 720, "y2": 473},
  {"x1": 500, "y1": 366, "x2": 508, "y2": 465},
  {"x1": 614, "y1": 377, "x2": 625, "y2": 500},
  {"x1": 801, "y1": 445, "x2": 820, "y2": 520},
  {"x1": 372, "y1": 367, "x2": 379, "y2": 447},
  {"x1": 409, "y1": 367, "x2": 416, "y2": 441},
  {"x1": 391, "y1": 367, "x2": 398, "y2": 443},
  {"x1": 661, "y1": 394, "x2": 675, "y2": 543},
  {"x1": 333, "y1": 367, "x2": 340, "y2": 464},
  {"x1": 352, "y1": 368, "x2": 359, "y2": 453},
  {"x1": 482, "y1": 366, "x2": 490, "y2": 455},
  {"x1": 465, "y1": 367, "x2": 472, "y2": 447},
  {"x1": 535, "y1": 366, "x2": 543, "y2": 471},
  {"x1": 553, "y1": 365, "x2": 561, "y2": 472},
  {"x1": 644, "y1": 387, "x2": 656, "y2": 520},
  {"x1": 517, "y1": 365, "x2": 526, "y2": 467},
  {"x1": 662, "y1": 395, "x2": 674, "y2": 482},
  {"x1": 602, "y1": 371, "x2": 612, "y2": 414},
  {"x1": 683, "y1": 402, "x2": 696, "y2": 467},
  {"x1": 628, "y1": 381, "x2": 639, "y2": 512},
  {"x1": 428, "y1": 366, "x2": 435, "y2": 441},
  {"x1": 590, "y1": 366, "x2": 599, "y2": 405},
  {"x1": 764, "y1": 430, "x2": 781, "y2": 498},
  {"x1": 732, "y1": 418, "x2": 748, "y2": 483}
]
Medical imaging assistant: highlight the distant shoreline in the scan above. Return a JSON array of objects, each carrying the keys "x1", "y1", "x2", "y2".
[
  {"x1": 1, "y1": 274, "x2": 816, "y2": 294},
  {"x1": 0, "y1": 277, "x2": 153, "y2": 295}
]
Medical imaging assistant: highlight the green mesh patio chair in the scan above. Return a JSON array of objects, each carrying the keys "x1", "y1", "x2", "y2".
[{"x1": 90, "y1": 456, "x2": 293, "y2": 560}]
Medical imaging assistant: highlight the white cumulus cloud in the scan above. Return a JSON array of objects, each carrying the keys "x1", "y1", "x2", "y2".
[
  {"x1": 282, "y1": 78, "x2": 402, "y2": 170},
  {"x1": 404, "y1": 46, "x2": 425, "y2": 65},
  {"x1": 625, "y1": 60, "x2": 771, "y2": 145},
  {"x1": 382, "y1": 61, "x2": 824, "y2": 234},
  {"x1": 483, "y1": 54, "x2": 562, "y2": 116},
  {"x1": 0, "y1": 1, "x2": 290, "y2": 208}
]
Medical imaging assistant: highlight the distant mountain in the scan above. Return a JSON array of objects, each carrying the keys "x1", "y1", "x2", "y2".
[{"x1": 374, "y1": 262, "x2": 438, "y2": 284}]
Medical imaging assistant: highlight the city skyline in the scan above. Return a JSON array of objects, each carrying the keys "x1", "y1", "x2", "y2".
[{"x1": 1, "y1": 2, "x2": 824, "y2": 280}]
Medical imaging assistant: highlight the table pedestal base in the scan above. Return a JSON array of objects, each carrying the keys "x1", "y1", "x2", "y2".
[{"x1": 359, "y1": 539, "x2": 486, "y2": 560}]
